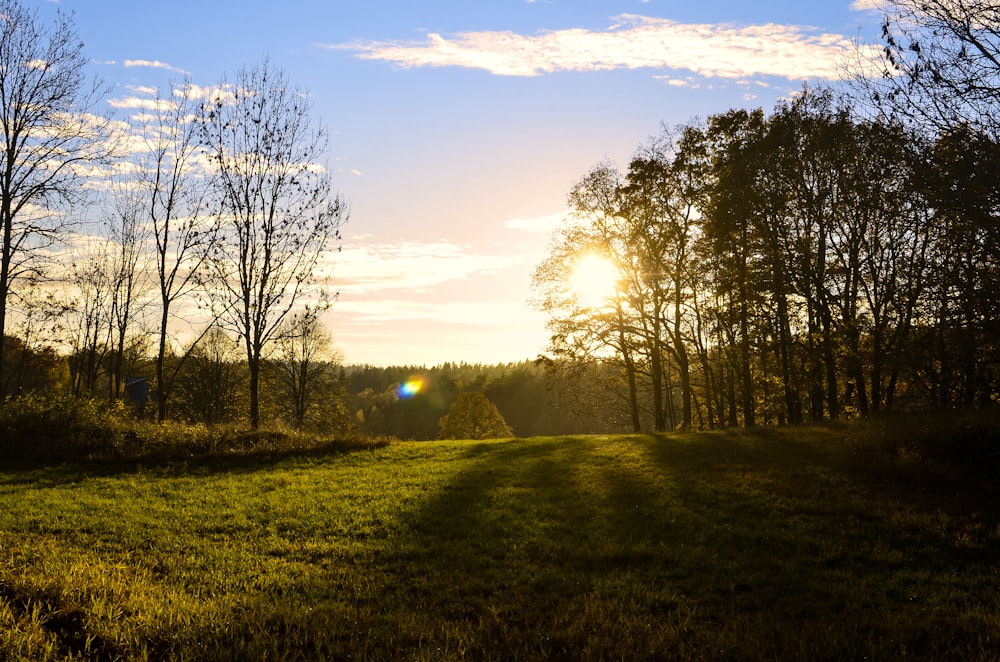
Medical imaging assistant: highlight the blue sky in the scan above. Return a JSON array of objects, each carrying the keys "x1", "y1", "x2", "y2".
[{"x1": 37, "y1": 0, "x2": 883, "y2": 366}]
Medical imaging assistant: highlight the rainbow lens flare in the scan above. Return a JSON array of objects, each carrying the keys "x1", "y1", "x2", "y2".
[{"x1": 398, "y1": 377, "x2": 424, "y2": 398}]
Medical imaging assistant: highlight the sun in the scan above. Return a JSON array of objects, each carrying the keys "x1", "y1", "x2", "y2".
[{"x1": 570, "y1": 252, "x2": 620, "y2": 309}]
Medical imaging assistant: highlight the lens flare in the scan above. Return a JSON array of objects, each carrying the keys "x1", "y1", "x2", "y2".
[{"x1": 398, "y1": 377, "x2": 424, "y2": 398}]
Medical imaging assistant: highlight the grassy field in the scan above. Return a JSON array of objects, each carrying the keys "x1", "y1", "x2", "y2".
[{"x1": 0, "y1": 425, "x2": 997, "y2": 660}]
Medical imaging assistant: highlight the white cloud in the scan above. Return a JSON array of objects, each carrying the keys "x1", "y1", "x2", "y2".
[
  {"x1": 331, "y1": 239, "x2": 526, "y2": 295},
  {"x1": 851, "y1": 0, "x2": 882, "y2": 11},
  {"x1": 329, "y1": 14, "x2": 878, "y2": 81},
  {"x1": 124, "y1": 59, "x2": 190, "y2": 75},
  {"x1": 107, "y1": 96, "x2": 176, "y2": 111}
]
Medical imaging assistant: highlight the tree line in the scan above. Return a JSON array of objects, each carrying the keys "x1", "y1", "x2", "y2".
[
  {"x1": 532, "y1": 0, "x2": 1000, "y2": 431},
  {"x1": 3, "y1": 0, "x2": 998, "y2": 436},
  {"x1": 0, "y1": 343, "x2": 627, "y2": 439},
  {"x1": 0, "y1": 1, "x2": 344, "y2": 428},
  {"x1": 348, "y1": 361, "x2": 621, "y2": 439}
]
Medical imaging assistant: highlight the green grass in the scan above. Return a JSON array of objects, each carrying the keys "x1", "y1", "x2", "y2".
[{"x1": 0, "y1": 426, "x2": 997, "y2": 660}]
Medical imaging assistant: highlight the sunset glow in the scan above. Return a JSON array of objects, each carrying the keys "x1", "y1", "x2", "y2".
[{"x1": 45, "y1": 1, "x2": 885, "y2": 366}]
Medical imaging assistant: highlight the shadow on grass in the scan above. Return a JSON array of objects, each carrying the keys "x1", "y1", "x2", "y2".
[
  {"x1": 370, "y1": 431, "x2": 1000, "y2": 659},
  {"x1": 0, "y1": 436, "x2": 391, "y2": 487}
]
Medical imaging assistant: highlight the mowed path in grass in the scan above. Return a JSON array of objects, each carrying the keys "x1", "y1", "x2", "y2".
[{"x1": 0, "y1": 428, "x2": 997, "y2": 660}]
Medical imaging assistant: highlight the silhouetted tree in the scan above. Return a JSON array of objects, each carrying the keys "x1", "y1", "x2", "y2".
[
  {"x1": 269, "y1": 309, "x2": 346, "y2": 430},
  {"x1": 123, "y1": 80, "x2": 218, "y2": 422},
  {"x1": 104, "y1": 177, "x2": 150, "y2": 402},
  {"x1": 171, "y1": 327, "x2": 245, "y2": 425},
  {"x1": 200, "y1": 58, "x2": 347, "y2": 429},
  {"x1": 0, "y1": 0, "x2": 110, "y2": 393}
]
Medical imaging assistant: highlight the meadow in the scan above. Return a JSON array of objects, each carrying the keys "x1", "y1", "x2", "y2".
[{"x1": 0, "y1": 422, "x2": 997, "y2": 660}]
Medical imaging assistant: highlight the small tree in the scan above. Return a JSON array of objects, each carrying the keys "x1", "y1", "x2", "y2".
[
  {"x1": 170, "y1": 326, "x2": 244, "y2": 425},
  {"x1": 438, "y1": 392, "x2": 513, "y2": 440},
  {"x1": 269, "y1": 308, "x2": 347, "y2": 430}
]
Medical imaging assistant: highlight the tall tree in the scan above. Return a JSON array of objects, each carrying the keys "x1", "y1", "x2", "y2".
[
  {"x1": 685, "y1": 108, "x2": 769, "y2": 427},
  {"x1": 622, "y1": 133, "x2": 699, "y2": 430},
  {"x1": 769, "y1": 90, "x2": 849, "y2": 421},
  {"x1": 104, "y1": 179, "x2": 149, "y2": 401},
  {"x1": 919, "y1": 126, "x2": 1000, "y2": 406},
  {"x1": 533, "y1": 163, "x2": 644, "y2": 432},
  {"x1": 0, "y1": 0, "x2": 110, "y2": 395},
  {"x1": 200, "y1": 59, "x2": 347, "y2": 429},
  {"x1": 126, "y1": 81, "x2": 217, "y2": 422}
]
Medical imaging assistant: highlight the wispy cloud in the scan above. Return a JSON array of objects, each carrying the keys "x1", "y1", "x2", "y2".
[
  {"x1": 124, "y1": 59, "x2": 190, "y2": 75},
  {"x1": 335, "y1": 298, "x2": 531, "y2": 327},
  {"x1": 331, "y1": 239, "x2": 525, "y2": 295},
  {"x1": 851, "y1": 0, "x2": 882, "y2": 11},
  {"x1": 328, "y1": 14, "x2": 876, "y2": 81}
]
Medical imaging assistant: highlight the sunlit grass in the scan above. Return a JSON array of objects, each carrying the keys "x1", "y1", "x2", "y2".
[{"x1": 0, "y1": 426, "x2": 997, "y2": 659}]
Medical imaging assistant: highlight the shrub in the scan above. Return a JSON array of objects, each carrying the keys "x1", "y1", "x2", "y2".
[
  {"x1": 0, "y1": 394, "x2": 390, "y2": 465},
  {"x1": 0, "y1": 394, "x2": 131, "y2": 462},
  {"x1": 844, "y1": 410, "x2": 1000, "y2": 482}
]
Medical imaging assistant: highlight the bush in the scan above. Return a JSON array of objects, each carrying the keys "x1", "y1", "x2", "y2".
[
  {"x1": 844, "y1": 410, "x2": 1000, "y2": 482},
  {"x1": 0, "y1": 394, "x2": 389, "y2": 465},
  {"x1": 0, "y1": 394, "x2": 131, "y2": 462}
]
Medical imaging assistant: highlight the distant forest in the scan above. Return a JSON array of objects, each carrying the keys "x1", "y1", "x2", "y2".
[{"x1": 0, "y1": 345, "x2": 623, "y2": 439}]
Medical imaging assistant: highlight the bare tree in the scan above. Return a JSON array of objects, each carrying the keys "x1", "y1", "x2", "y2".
[
  {"x1": 0, "y1": 0, "x2": 110, "y2": 393},
  {"x1": 105, "y1": 180, "x2": 150, "y2": 401},
  {"x1": 64, "y1": 242, "x2": 114, "y2": 396},
  {"x1": 270, "y1": 308, "x2": 343, "y2": 429},
  {"x1": 200, "y1": 59, "x2": 346, "y2": 429},
  {"x1": 123, "y1": 81, "x2": 217, "y2": 421},
  {"x1": 861, "y1": 0, "x2": 1000, "y2": 138}
]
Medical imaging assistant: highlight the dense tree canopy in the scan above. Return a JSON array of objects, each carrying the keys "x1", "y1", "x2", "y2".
[{"x1": 535, "y1": 84, "x2": 1000, "y2": 431}]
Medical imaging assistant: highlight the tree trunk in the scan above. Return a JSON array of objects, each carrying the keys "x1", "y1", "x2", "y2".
[
  {"x1": 738, "y1": 295, "x2": 755, "y2": 427},
  {"x1": 0, "y1": 205, "x2": 10, "y2": 397},
  {"x1": 650, "y1": 340, "x2": 666, "y2": 432},
  {"x1": 156, "y1": 305, "x2": 169, "y2": 422},
  {"x1": 249, "y1": 356, "x2": 261, "y2": 430}
]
